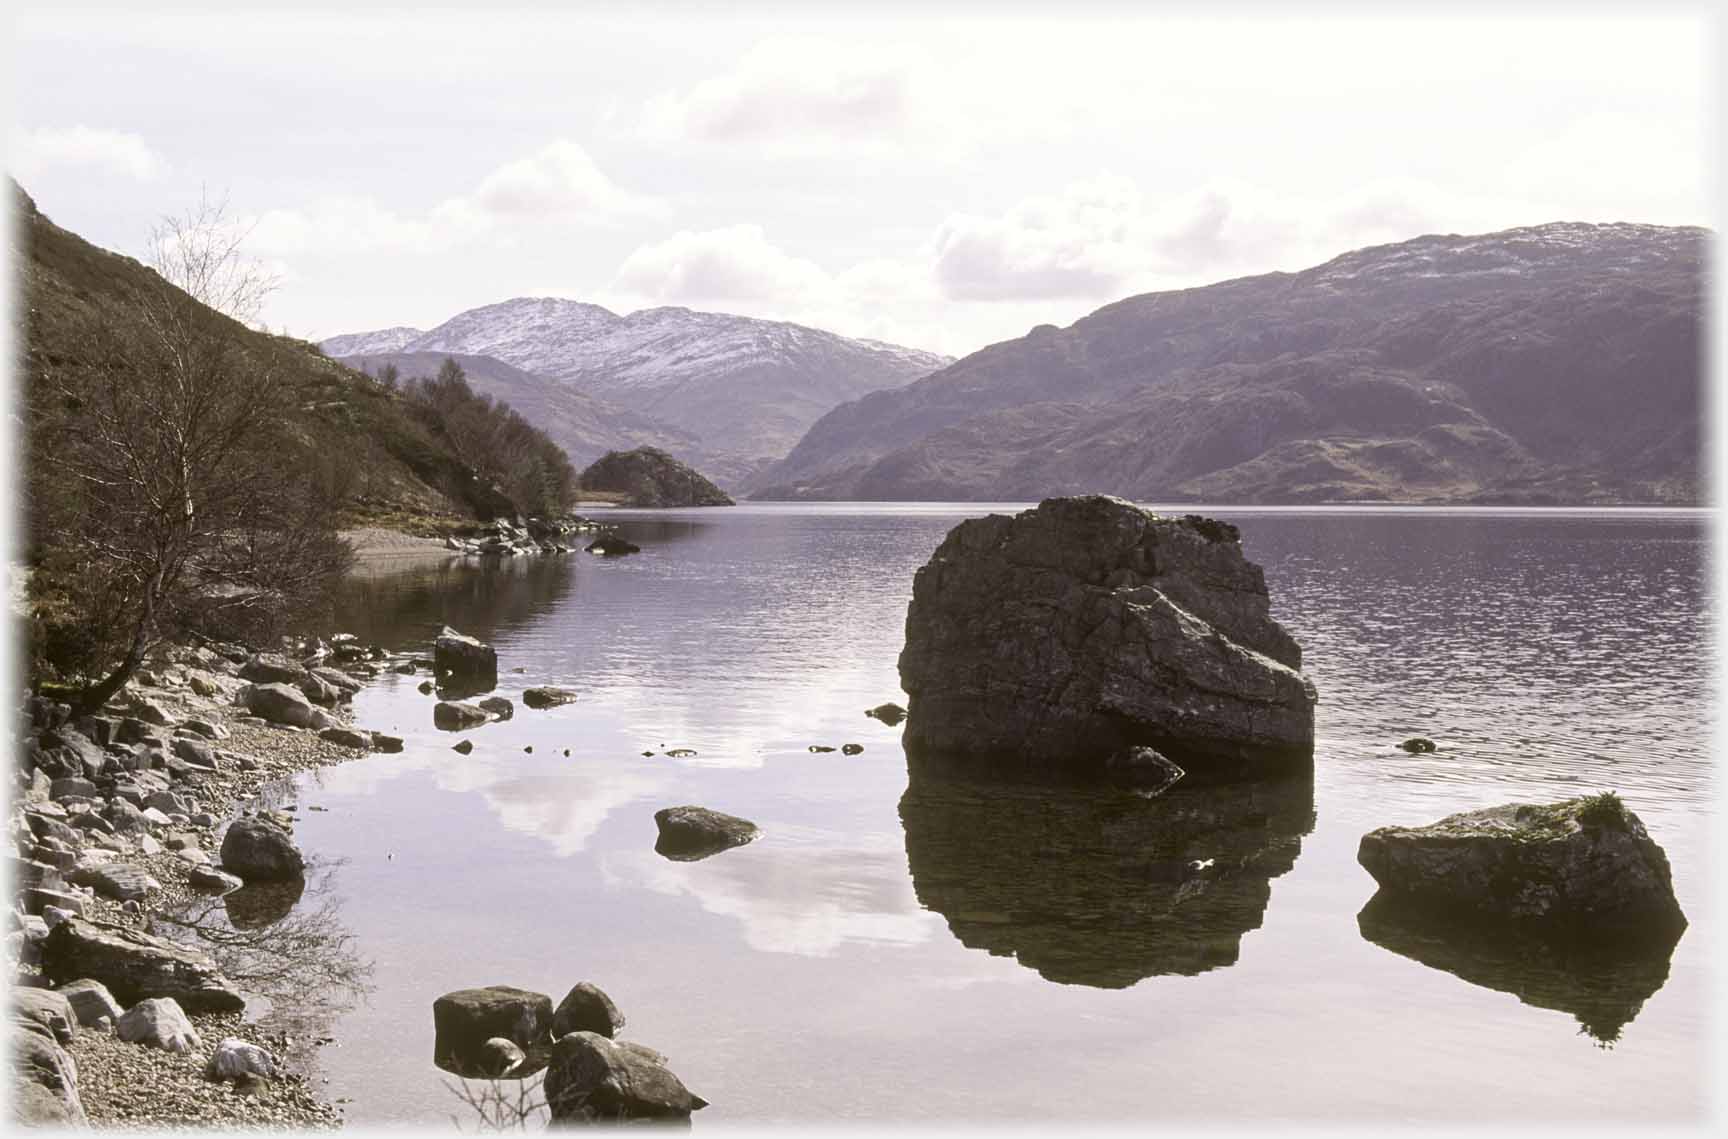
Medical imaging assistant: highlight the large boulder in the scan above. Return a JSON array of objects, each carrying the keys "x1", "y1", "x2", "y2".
[
  {"x1": 238, "y1": 682, "x2": 334, "y2": 731},
  {"x1": 898, "y1": 496, "x2": 1315, "y2": 778},
  {"x1": 13, "y1": 989, "x2": 76, "y2": 1046},
  {"x1": 55, "y1": 980, "x2": 123, "y2": 1029},
  {"x1": 433, "y1": 627, "x2": 497, "y2": 694},
  {"x1": 543, "y1": 1031, "x2": 708, "y2": 1123},
  {"x1": 652, "y1": 806, "x2": 760, "y2": 861},
  {"x1": 552, "y1": 982, "x2": 625, "y2": 1039},
  {"x1": 239, "y1": 652, "x2": 311, "y2": 685},
  {"x1": 1357, "y1": 794, "x2": 1687, "y2": 940},
  {"x1": 220, "y1": 816, "x2": 305, "y2": 881},
  {"x1": 432, "y1": 986, "x2": 553, "y2": 1072},
  {"x1": 12, "y1": 1015, "x2": 85, "y2": 1125},
  {"x1": 117, "y1": 997, "x2": 201, "y2": 1053},
  {"x1": 40, "y1": 917, "x2": 245, "y2": 1011},
  {"x1": 68, "y1": 862, "x2": 160, "y2": 903}
]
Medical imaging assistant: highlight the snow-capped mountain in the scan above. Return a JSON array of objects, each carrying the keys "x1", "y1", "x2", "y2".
[{"x1": 325, "y1": 300, "x2": 951, "y2": 484}]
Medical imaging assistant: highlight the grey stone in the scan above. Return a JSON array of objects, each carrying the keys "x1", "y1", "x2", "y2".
[
  {"x1": 522, "y1": 687, "x2": 578, "y2": 709},
  {"x1": 179, "y1": 718, "x2": 227, "y2": 741},
  {"x1": 478, "y1": 696, "x2": 514, "y2": 721},
  {"x1": 865, "y1": 702, "x2": 907, "y2": 725},
  {"x1": 24, "y1": 889, "x2": 85, "y2": 918},
  {"x1": 371, "y1": 733, "x2": 404, "y2": 753},
  {"x1": 1357, "y1": 794, "x2": 1688, "y2": 939},
  {"x1": 543, "y1": 1031, "x2": 707, "y2": 1123},
  {"x1": 171, "y1": 736, "x2": 217, "y2": 768},
  {"x1": 310, "y1": 667, "x2": 362, "y2": 697},
  {"x1": 12, "y1": 1015, "x2": 86, "y2": 1124},
  {"x1": 237, "y1": 682, "x2": 335, "y2": 730},
  {"x1": 41, "y1": 917, "x2": 244, "y2": 1011},
  {"x1": 56, "y1": 979, "x2": 123, "y2": 1028},
  {"x1": 552, "y1": 982, "x2": 625, "y2": 1039},
  {"x1": 68, "y1": 862, "x2": 160, "y2": 902},
  {"x1": 434, "y1": 701, "x2": 490, "y2": 731},
  {"x1": 116, "y1": 997, "x2": 201, "y2": 1053},
  {"x1": 49, "y1": 777, "x2": 98, "y2": 801},
  {"x1": 433, "y1": 626, "x2": 498, "y2": 692},
  {"x1": 14, "y1": 987, "x2": 76, "y2": 1045},
  {"x1": 479, "y1": 1037, "x2": 526, "y2": 1076},
  {"x1": 207, "y1": 1037, "x2": 276, "y2": 1081},
  {"x1": 653, "y1": 806, "x2": 760, "y2": 862},
  {"x1": 237, "y1": 652, "x2": 308, "y2": 685},
  {"x1": 899, "y1": 496, "x2": 1316, "y2": 779},
  {"x1": 219, "y1": 817, "x2": 305, "y2": 881},
  {"x1": 188, "y1": 865, "x2": 244, "y2": 893},
  {"x1": 432, "y1": 986, "x2": 553, "y2": 1069},
  {"x1": 318, "y1": 727, "x2": 372, "y2": 749}
]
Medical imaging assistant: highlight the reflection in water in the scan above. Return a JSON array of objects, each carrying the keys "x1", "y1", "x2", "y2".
[
  {"x1": 224, "y1": 877, "x2": 308, "y2": 930},
  {"x1": 1356, "y1": 893, "x2": 1682, "y2": 1047},
  {"x1": 312, "y1": 555, "x2": 575, "y2": 652},
  {"x1": 899, "y1": 763, "x2": 1315, "y2": 987}
]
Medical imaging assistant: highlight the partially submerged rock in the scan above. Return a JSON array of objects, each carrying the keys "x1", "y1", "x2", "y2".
[
  {"x1": 432, "y1": 986, "x2": 554, "y2": 1073},
  {"x1": 585, "y1": 535, "x2": 641, "y2": 557},
  {"x1": 220, "y1": 816, "x2": 306, "y2": 881},
  {"x1": 898, "y1": 496, "x2": 1315, "y2": 779},
  {"x1": 1400, "y1": 737, "x2": 1437, "y2": 754},
  {"x1": 237, "y1": 683, "x2": 334, "y2": 731},
  {"x1": 434, "y1": 701, "x2": 490, "y2": 731},
  {"x1": 523, "y1": 687, "x2": 579, "y2": 709},
  {"x1": 543, "y1": 1031, "x2": 708, "y2": 1123},
  {"x1": 434, "y1": 627, "x2": 498, "y2": 694},
  {"x1": 653, "y1": 806, "x2": 760, "y2": 861},
  {"x1": 552, "y1": 982, "x2": 625, "y2": 1039},
  {"x1": 40, "y1": 917, "x2": 245, "y2": 1011},
  {"x1": 1356, "y1": 793, "x2": 1686, "y2": 941},
  {"x1": 865, "y1": 702, "x2": 907, "y2": 726}
]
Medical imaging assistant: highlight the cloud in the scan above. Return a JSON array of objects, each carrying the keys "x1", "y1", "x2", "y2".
[
  {"x1": 12, "y1": 125, "x2": 167, "y2": 181},
  {"x1": 471, "y1": 140, "x2": 662, "y2": 221},
  {"x1": 611, "y1": 224, "x2": 832, "y2": 305},
  {"x1": 933, "y1": 174, "x2": 1144, "y2": 302},
  {"x1": 633, "y1": 39, "x2": 921, "y2": 154},
  {"x1": 243, "y1": 139, "x2": 657, "y2": 259}
]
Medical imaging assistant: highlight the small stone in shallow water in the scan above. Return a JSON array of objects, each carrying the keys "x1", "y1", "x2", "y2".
[
  {"x1": 841, "y1": 744, "x2": 863, "y2": 756},
  {"x1": 653, "y1": 806, "x2": 760, "y2": 861},
  {"x1": 452, "y1": 740, "x2": 474, "y2": 755},
  {"x1": 865, "y1": 702, "x2": 907, "y2": 726},
  {"x1": 808, "y1": 745, "x2": 836, "y2": 753},
  {"x1": 1400, "y1": 737, "x2": 1437, "y2": 753},
  {"x1": 666, "y1": 748, "x2": 696, "y2": 758}
]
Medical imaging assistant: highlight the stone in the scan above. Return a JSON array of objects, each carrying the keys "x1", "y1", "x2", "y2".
[
  {"x1": 187, "y1": 865, "x2": 244, "y2": 892},
  {"x1": 179, "y1": 718, "x2": 226, "y2": 740},
  {"x1": 478, "y1": 696, "x2": 514, "y2": 720},
  {"x1": 238, "y1": 652, "x2": 309, "y2": 685},
  {"x1": 41, "y1": 917, "x2": 244, "y2": 1011},
  {"x1": 899, "y1": 496, "x2": 1316, "y2": 779},
  {"x1": 219, "y1": 816, "x2": 305, "y2": 881},
  {"x1": 417, "y1": 680, "x2": 436, "y2": 695},
  {"x1": 56, "y1": 979, "x2": 123, "y2": 1028},
  {"x1": 68, "y1": 862, "x2": 159, "y2": 902},
  {"x1": 169, "y1": 735, "x2": 216, "y2": 768},
  {"x1": 433, "y1": 627, "x2": 498, "y2": 693},
  {"x1": 310, "y1": 667, "x2": 363, "y2": 697},
  {"x1": 49, "y1": 776, "x2": 98, "y2": 801},
  {"x1": 140, "y1": 806, "x2": 173, "y2": 827},
  {"x1": 522, "y1": 687, "x2": 579, "y2": 709},
  {"x1": 371, "y1": 733, "x2": 404, "y2": 753},
  {"x1": 1400, "y1": 737, "x2": 1437, "y2": 754},
  {"x1": 841, "y1": 743, "x2": 863, "y2": 756},
  {"x1": 432, "y1": 986, "x2": 554, "y2": 1070},
  {"x1": 1357, "y1": 794, "x2": 1687, "y2": 940},
  {"x1": 452, "y1": 740, "x2": 475, "y2": 755},
  {"x1": 117, "y1": 997, "x2": 201, "y2": 1053},
  {"x1": 14, "y1": 987, "x2": 76, "y2": 1045},
  {"x1": 127, "y1": 695, "x2": 173, "y2": 727},
  {"x1": 479, "y1": 1037, "x2": 526, "y2": 1076},
  {"x1": 187, "y1": 674, "x2": 220, "y2": 698},
  {"x1": 318, "y1": 727, "x2": 372, "y2": 750},
  {"x1": 41, "y1": 907, "x2": 79, "y2": 930},
  {"x1": 652, "y1": 806, "x2": 760, "y2": 861},
  {"x1": 434, "y1": 701, "x2": 490, "y2": 731},
  {"x1": 543, "y1": 1031, "x2": 708, "y2": 1123},
  {"x1": 552, "y1": 982, "x2": 625, "y2": 1039},
  {"x1": 103, "y1": 798, "x2": 148, "y2": 834},
  {"x1": 207, "y1": 1037, "x2": 277, "y2": 1081},
  {"x1": 14, "y1": 858, "x2": 66, "y2": 892},
  {"x1": 238, "y1": 683, "x2": 335, "y2": 731},
  {"x1": 24, "y1": 889, "x2": 85, "y2": 918},
  {"x1": 12, "y1": 1016, "x2": 86, "y2": 1124},
  {"x1": 298, "y1": 673, "x2": 342, "y2": 706},
  {"x1": 584, "y1": 535, "x2": 641, "y2": 557},
  {"x1": 865, "y1": 702, "x2": 907, "y2": 726}
]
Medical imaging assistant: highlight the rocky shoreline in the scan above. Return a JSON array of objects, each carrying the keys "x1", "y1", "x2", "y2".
[{"x1": 11, "y1": 634, "x2": 401, "y2": 1128}]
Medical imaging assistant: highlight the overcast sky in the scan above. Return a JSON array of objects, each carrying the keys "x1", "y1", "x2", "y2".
[{"x1": 9, "y1": 5, "x2": 1716, "y2": 358}]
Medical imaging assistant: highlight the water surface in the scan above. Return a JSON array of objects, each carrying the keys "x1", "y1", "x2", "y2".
[{"x1": 265, "y1": 505, "x2": 1710, "y2": 1124}]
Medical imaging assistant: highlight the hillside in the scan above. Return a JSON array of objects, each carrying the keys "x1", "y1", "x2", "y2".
[
  {"x1": 325, "y1": 299, "x2": 951, "y2": 486},
  {"x1": 16, "y1": 184, "x2": 539, "y2": 533},
  {"x1": 577, "y1": 447, "x2": 734, "y2": 508},
  {"x1": 751, "y1": 222, "x2": 1705, "y2": 505},
  {"x1": 334, "y1": 350, "x2": 701, "y2": 472}
]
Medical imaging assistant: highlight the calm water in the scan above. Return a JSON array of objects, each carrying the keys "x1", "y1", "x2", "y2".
[{"x1": 255, "y1": 505, "x2": 1711, "y2": 1125}]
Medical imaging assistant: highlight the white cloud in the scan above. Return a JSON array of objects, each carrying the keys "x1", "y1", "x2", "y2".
[
  {"x1": 633, "y1": 39, "x2": 924, "y2": 155},
  {"x1": 11, "y1": 125, "x2": 168, "y2": 181},
  {"x1": 471, "y1": 140, "x2": 662, "y2": 222},
  {"x1": 933, "y1": 174, "x2": 1144, "y2": 302},
  {"x1": 611, "y1": 224, "x2": 832, "y2": 305}
]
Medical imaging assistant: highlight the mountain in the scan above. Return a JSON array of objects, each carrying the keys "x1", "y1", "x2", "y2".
[
  {"x1": 577, "y1": 447, "x2": 734, "y2": 508},
  {"x1": 332, "y1": 350, "x2": 701, "y2": 472},
  {"x1": 17, "y1": 182, "x2": 544, "y2": 531},
  {"x1": 324, "y1": 299, "x2": 951, "y2": 485},
  {"x1": 321, "y1": 325, "x2": 423, "y2": 356},
  {"x1": 751, "y1": 223, "x2": 1705, "y2": 505}
]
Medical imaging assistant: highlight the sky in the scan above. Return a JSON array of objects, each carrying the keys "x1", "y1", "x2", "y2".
[{"x1": 7, "y1": 4, "x2": 1718, "y2": 359}]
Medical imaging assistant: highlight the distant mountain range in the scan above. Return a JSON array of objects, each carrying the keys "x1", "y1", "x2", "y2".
[
  {"x1": 326, "y1": 300, "x2": 951, "y2": 486},
  {"x1": 750, "y1": 222, "x2": 1706, "y2": 505}
]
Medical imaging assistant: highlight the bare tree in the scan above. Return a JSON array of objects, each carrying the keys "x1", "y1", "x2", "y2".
[{"x1": 25, "y1": 193, "x2": 351, "y2": 710}]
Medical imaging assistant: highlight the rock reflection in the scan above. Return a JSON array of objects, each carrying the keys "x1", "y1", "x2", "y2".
[
  {"x1": 314, "y1": 554, "x2": 574, "y2": 652},
  {"x1": 223, "y1": 877, "x2": 307, "y2": 930},
  {"x1": 899, "y1": 764, "x2": 1315, "y2": 987},
  {"x1": 1356, "y1": 893, "x2": 1682, "y2": 1046}
]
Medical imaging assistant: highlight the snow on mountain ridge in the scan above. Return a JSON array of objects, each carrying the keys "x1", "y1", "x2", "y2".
[{"x1": 320, "y1": 325, "x2": 424, "y2": 356}]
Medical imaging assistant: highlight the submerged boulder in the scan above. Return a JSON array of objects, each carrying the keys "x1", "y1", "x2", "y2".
[
  {"x1": 898, "y1": 496, "x2": 1315, "y2": 779},
  {"x1": 1356, "y1": 793, "x2": 1686, "y2": 940},
  {"x1": 652, "y1": 806, "x2": 760, "y2": 861},
  {"x1": 523, "y1": 687, "x2": 579, "y2": 710},
  {"x1": 585, "y1": 535, "x2": 641, "y2": 557},
  {"x1": 543, "y1": 1031, "x2": 708, "y2": 1123}
]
